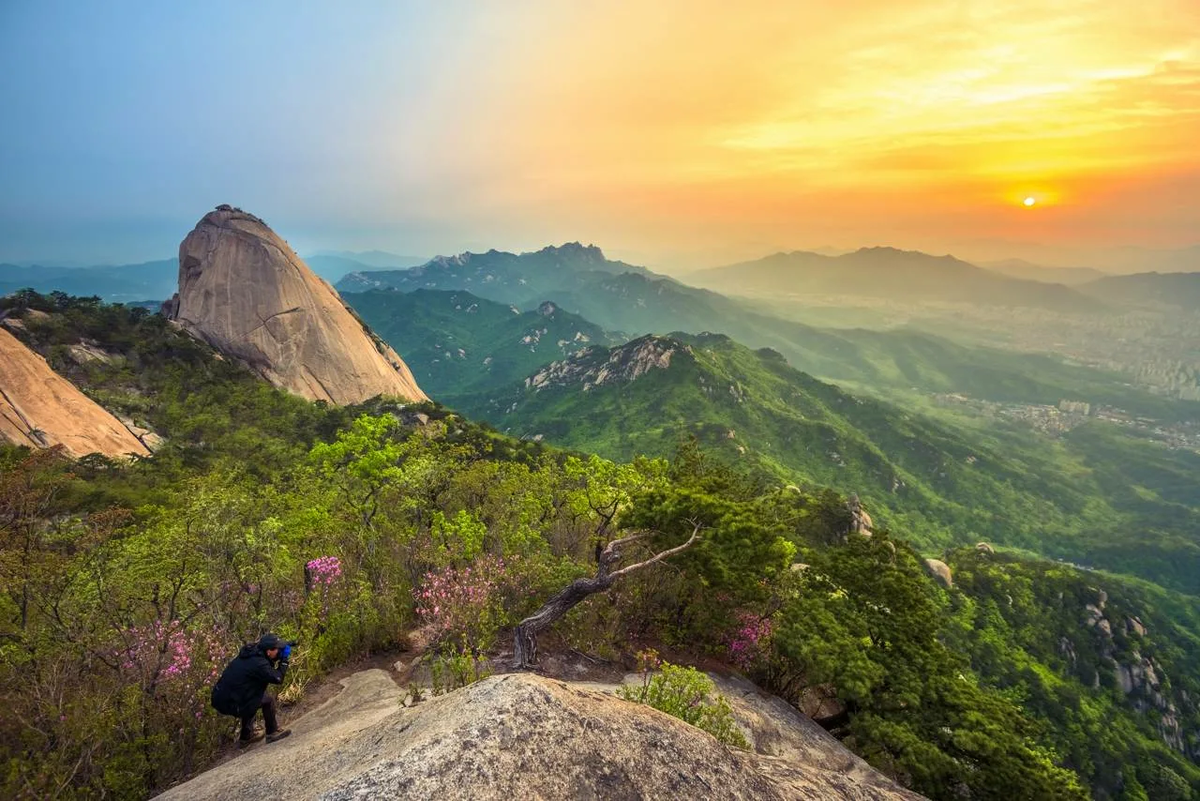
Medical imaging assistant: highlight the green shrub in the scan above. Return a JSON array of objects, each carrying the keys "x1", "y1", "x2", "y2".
[
  {"x1": 428, "y1": 650, "x2": 490, "y2": 696},
  {"x1": 618, "y1": 656, "x2": 749, "y2": 749}
]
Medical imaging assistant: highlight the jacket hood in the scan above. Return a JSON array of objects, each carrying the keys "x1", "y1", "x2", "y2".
[{"x1": 237, "y1": 643, "x2": 259, "y2": 659}]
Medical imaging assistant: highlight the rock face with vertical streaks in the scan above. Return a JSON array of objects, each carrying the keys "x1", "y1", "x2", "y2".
[{"x1": 164, "y1": 206, "x2": 427, "y2": 405}]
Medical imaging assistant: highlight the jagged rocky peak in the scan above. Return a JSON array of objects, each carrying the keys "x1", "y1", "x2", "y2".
[
  {"x1": 164, "y1": 206, "x2": 427, "y2": 405},
  {"x1": 526, "y1": 335, "x2": 688, "y2": 393},
  {"x1": 0, "y1": 326, "x2": 150, "y2": 459},
  {"x1": 425, "y1": 252, "x2": 474, "y2": 270},
  {"x1": 537, "y1": 300, "x2": 559, "y2": 317},
  {"x1": 532, "y1": 241, "x2": 607, "y2": 262}
]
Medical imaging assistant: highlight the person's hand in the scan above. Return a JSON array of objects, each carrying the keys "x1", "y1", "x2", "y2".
[{"x1": 281, "y1": 644, "x2": 291, "y2": 661}]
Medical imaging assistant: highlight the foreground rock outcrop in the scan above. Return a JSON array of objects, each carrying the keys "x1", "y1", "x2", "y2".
[
  {"x1": 0, "y1": 327, "x2": 150, "y2": 458},
  {"x1": 158, "y1": 671, "x2": 921, "y2": 800},
  {"x1": 164, "y1": 206, "x2": 427, "y2": 405}
]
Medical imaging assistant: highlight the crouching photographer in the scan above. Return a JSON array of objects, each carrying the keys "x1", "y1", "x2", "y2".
[{"x1": 210, "y1": 633, "x2": 295, "y2": 747}]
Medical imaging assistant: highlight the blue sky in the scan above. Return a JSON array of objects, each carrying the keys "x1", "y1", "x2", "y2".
[{"x1": 1, "y1": 2, "x2": 495, "y2": 263}]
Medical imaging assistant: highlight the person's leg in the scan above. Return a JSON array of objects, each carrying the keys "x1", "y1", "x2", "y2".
[
  {"x1": 260, "y1": 693, "x2": 278, "y2": 735},
  {"x1": 261, "y1": 692, "x2": 291, "y2": 742},
  {"x1": 239, "y1": 709, "x2": 257, "y2": 740},
  {"x1": 238, "y1": 706, "x2": 265, "y2": 745}
]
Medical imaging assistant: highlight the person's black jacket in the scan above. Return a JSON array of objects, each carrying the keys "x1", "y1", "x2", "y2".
[{"x1": 211, "y1": 643, "x2": 288, "y2": 717}]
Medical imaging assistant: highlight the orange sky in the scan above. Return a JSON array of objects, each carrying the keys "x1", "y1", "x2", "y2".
[
  {"x1": 401, "y1": 0, "x2": 1200, "y2": 267},
  {"x1": 2, "y1": 1, "x2": 1197, "y2": 268}
]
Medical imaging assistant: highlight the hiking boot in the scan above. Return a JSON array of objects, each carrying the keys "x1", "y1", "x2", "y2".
[
  {"x1": 266, "y1": 728, "x2": 291, "y2": 743},
  {"x1": 237, "y1": 732, "x2": 265, "y2": 748}
]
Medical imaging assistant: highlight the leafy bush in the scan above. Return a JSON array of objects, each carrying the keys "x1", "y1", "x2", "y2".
[
  {"x1": 618, "y1": 654, "x2": 749, "y2": 749},
  {"x1": 428, "y1": 650, "x2": 491, "y2": 695},
  {"x1": 724, "y1": 610, "x2": 775, "y2": 671},
  {"x1": 415, "y1": 555, "x2": 508, "y2": 654}
]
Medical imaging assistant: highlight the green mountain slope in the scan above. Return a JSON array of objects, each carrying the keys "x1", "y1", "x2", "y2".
[
  {"x1": 341, "y1": 288, "x2": 620, "y2": 399},
  {"x1": 458, "y1": 332, "x2": 1200, "y2": 593},
  {"x1": 690, "y1": 247, "x2": 1103, "y2": 312},
  {"x1": 942, "y1": 546, "x2": 1200, "y2": 794}
]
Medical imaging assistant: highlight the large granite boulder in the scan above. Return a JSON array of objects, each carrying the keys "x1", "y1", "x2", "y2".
[
  {"x1": 156, "y1": 671, "x2": 923, "y2": 800},
  {"x1": 165, "y1": 206, "x2": 427, "y2": 405},
  {"x1": 0, "y1": 327, "x2": 150, "y2": 458},
  {"x1": 924, "y1": 558, "x2": 953, "y2": 588}
]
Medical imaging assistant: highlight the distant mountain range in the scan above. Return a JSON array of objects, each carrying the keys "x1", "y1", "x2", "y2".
[
  {"x1": 1078, "y1": 272, "x2": 1200, "y2": 309},
  {"x1": 341, "y1": 251, "x2": 1197, "y2": 423},
  {"x1": 980, "y1": 259, "x2": 1107, "y2": 286},
  {"x1": 690, "y1": 247, "x2": 1102, "y2": 312},
  {"x1": 9, "y1": 242, "x2": 1198, "y2": 314},
  {"x1": 0, "y1": 260, "x2": 177, "y2": 302},
  {"x1": 335, "y1": 281, "x2": 1200, "y2": 595},
  {"x1": 337, "y1": 242, "x2": 656, "y2": 302},
  {"x1": 0, "y1": 250, "x2": 426, "y2": 301},
  {"x1": 305, "y1": 252, "x2": 426, "y2": 282}
]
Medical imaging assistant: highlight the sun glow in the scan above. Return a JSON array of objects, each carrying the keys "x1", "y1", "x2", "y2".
[{"x1": 471, "y1": 1, "x2": 1199, "y2": 254}]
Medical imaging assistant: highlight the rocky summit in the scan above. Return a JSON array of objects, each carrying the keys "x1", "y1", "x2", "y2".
[
  {"x1": 156, "y1": 670, "x2": 921, "y2": 801},
  {"x1": 525, "y1": 335, "x2": 684, "y2": 393},
  {"x1": 0, "y1": 326, "x2": 150, "y2": 458},
  {"x1": 164, "y1": 206, "x2": 427, "y2": 405}
]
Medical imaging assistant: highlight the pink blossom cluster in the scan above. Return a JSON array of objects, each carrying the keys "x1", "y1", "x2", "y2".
[
  {"x1": 306, "y1": 555, "x2": 343, "y2": 587},
  {"x1": 118, "y1": 621, "x2": 226, "y2": 689},
  {"x1": 725, "y1": 611, "x2": 774, "y2": 671},
  {"x1": 415, "y1": 556, "x2": 506, "y2": 647}
]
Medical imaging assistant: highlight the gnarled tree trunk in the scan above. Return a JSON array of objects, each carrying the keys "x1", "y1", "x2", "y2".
[{"x1": 512, "y1": 524, "x2": 701, "y2": 669}]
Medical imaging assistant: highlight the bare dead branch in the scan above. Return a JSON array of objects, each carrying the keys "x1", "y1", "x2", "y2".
[{"x1": 608, "y1": 522, "x2": 702, "y2": 581}]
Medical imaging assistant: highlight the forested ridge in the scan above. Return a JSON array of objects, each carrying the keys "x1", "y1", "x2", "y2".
[
  {"x1": 1, "y1": 292, "x2": 1197, "y2": 799},
  {"x1": 446, "y1": 329, "x2": 1200, "y2": 596}
]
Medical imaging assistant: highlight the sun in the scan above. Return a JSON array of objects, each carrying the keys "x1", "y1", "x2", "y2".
[{"x1": 1023, "y1": 196, "x2": 1037, "y2": 207}]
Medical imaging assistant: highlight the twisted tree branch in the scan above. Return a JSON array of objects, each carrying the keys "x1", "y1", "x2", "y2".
[{"x1": 512, "y1": 520, "x2": 703, "y2": 669}]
